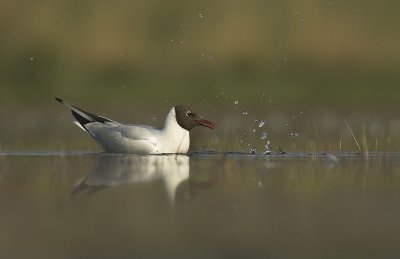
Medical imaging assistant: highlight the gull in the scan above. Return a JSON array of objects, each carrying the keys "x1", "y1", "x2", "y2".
[{"x1": 55, "y1": 98, "x2": 216, "y2": 154}]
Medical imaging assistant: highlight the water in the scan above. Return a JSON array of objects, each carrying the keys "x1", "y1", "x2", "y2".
[{"x1": 1, "y1": 151, "x2": 400, "y2": 258}]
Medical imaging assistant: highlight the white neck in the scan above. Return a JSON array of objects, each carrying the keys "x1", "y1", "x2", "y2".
[
  {"x1": 160, "y1": 107, "x2": 190, "y2": 153},
  {"x1": 163, "y1": 107, "x2": 187, "y2": 134}
]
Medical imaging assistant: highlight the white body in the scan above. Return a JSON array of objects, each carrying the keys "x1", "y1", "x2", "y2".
[{"x1": 84, "y1": 107, "x2": 190, "y2": 154}]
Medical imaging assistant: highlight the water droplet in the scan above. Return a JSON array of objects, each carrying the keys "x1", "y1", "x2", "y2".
[
  {"x1": 234, "y1": 100, "x2": 239, "y2": 105},
  {"x1": 199, "y1": 13, "x2": 203, "y2": 18},
  {"x1": 260, "y1": 132, "x2": 267, "y2": 140},
  {"x1": 258, "y1": 120, "x2": 265, "y2": 128},
  {"x1": 29, "y1": 57, "x2": 34, "y2": 61},
  {"x1": 290, "y1": 133, "x2": 299, "y2": 138},
  {"x1": 252, "y1": 129, "x2": 256, "y2": 133},
  {"x1": 242, "y1": 110, "x2": 248, "y2": 115},
  {"x1": 264, "y1": 141, "x2": 272, "y2": 154}
]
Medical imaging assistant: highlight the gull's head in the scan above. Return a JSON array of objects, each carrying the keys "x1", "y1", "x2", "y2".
[{"x1": 174, "y1": 105, "x2": 216, "y2": 131}]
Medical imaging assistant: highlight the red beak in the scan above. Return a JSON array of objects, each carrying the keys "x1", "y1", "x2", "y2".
[{"x1": 195, "y1": 119, "x2": 216, "y2": 129}]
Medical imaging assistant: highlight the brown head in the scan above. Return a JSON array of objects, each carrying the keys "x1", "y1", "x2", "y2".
[{"x1": 174, "y1": 105, "x2": 216, "y2": 131}]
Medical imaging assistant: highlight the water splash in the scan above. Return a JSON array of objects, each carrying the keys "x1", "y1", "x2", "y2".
[
  {"x1": 264, "y1": 141, "x2": 272, "y2": 155},
  {"x1": 242, "y1": 110, "x2": 248, "y2": 115},
  {"x1": 258, "y1": 120, "x2": 265, "y2": 128},
  {"x1": 250, "y1": 148, "x2": 256, "y2": 155},
  {"x1": 260, "y1": 132, "x2": 267, "y2": 140}
]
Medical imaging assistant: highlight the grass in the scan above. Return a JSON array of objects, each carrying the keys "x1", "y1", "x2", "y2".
[{"x1": 344, "y1": 118, "x2": 362, "y2": 153}]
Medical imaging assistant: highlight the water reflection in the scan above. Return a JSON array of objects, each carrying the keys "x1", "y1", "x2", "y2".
[
  {"x1": 3, "y1": 154, "x2": 400, "y2": 257},
  {"x1": 72, "y1": 155, "x2": 190, "y2": 203}
]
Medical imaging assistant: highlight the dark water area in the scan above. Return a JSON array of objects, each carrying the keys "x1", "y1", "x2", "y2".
[{"x1": 1, "y1": 151, "x2": 400, "y2": 258}]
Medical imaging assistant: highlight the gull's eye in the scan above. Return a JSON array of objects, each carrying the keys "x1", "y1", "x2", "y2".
[{"x1": 186, "y1": 111, "x2": 193, "y2": 117}]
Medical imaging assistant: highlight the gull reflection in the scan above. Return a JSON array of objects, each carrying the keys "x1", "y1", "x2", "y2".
[{"x1": 72, "y1": 155, "x2": 189, "y2": 203}]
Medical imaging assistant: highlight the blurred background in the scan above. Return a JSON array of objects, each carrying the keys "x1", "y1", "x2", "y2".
[{"x1": 1, "y1": 0, "x2": 400, "y2": 152}]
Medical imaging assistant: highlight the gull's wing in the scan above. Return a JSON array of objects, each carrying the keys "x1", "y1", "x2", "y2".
[
  {"x1": 55, "y1": 97, "x2": 120, "y2": 139},
  {"x1": 85, "y1": 124, "x2": 160, "y2": 153},
  {"x1": 56, "y1": 97, "x2": 160, "y2": 153}
]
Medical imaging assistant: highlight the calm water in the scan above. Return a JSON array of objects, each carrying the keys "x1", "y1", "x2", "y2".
[{"x1": 1, "y1": 151, "x2": 400, "y2": 258}]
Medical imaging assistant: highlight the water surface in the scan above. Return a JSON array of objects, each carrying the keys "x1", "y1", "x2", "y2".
[{"x1": 1, "y1": 151, "x2": 400, "y2": 258}]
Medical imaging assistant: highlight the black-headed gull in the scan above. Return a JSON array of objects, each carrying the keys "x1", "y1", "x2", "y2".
[{"x1": 55, "y1": 98, "x2": 216, "y2": 154}]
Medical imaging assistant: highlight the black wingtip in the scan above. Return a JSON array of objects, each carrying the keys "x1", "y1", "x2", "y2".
[{"x1": 55, "y1": 97, "x2": 63, "y2": 103}]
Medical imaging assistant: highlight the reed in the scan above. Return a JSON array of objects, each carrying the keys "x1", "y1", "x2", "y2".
[{"x1": 344, "y1": 118, "x2": 370, "y2": 157}]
